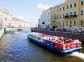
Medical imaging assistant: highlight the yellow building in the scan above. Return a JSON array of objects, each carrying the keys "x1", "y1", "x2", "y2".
[
  {"x1": 50, "y1": 6, "x2": 59, "y2": 28},
  {"x1": 51, "y1": 0, "x2": 84, "y2": 27},
  {"x1": 56, "y1": 0, "x2": 84, "y2": 28},
  {"x1": 39, "y1": 0, "x2": 84, "y2": 29}
]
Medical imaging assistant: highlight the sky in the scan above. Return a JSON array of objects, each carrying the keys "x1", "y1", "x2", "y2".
[{"x1": 0, "y1": 0, "x2": 65, "y2": 25}]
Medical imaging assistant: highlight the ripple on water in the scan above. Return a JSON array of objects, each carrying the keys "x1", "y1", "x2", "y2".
[{"x1": 0, "y1": 31, "x2": 84, "y2": 62}]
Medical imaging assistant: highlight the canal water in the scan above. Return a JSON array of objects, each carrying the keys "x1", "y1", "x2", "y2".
[{"x1": 0, "y1": 29, "x2": 84, "y2": 62}]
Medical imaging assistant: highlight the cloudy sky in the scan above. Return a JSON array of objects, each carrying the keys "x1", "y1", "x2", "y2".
[{"x1": 0, "y1": 0, "x2": 64, "y2": 24}]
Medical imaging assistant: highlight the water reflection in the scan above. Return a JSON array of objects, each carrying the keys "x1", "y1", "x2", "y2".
[{"x1": 0, "y1": 31, "x2": 83, "y2": 62}]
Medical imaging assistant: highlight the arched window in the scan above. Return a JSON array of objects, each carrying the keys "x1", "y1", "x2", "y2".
[
  {"x1": 74, "y1": 21, "x2": 76, "y2": 26},
  {"x1": 74, "y1": 11, "x2": 76, "y2": 15},
  {"x1": 70, "y1": 4, "x2": 72, "y2": 8},
  {"x1": 81, "y1": 1, "x2": 83, "y2": 5},
  {"x1": 81, "y1": 10, "x2": 83, "y2": 15},
  {"x1": 74, "y1": 3, "x2": 76, "y2": 7},
  {"x1": 67, "y1": 5, "x2": 69, "y2": 9},
  {"x1": 63, "y1": 7, "x2": 65, "y2": 10},
  {"x1": 81, "y1": 20, "x2": 84, "y2": 26}
]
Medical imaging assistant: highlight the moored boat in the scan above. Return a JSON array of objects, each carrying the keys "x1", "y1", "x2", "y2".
[
  {"x1": 17, "y1": 28, "x2": 22, "y2": 31},
  {"x1": 27, "y1": 32, "x2": 82, "y2": 55}
]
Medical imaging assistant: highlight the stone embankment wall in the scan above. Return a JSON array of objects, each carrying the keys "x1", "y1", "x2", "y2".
[
  {"x1": 31, "y1": 29, "x2": 84, "y2": 42},
  {"x1": 0, "y1": 28, "x2": 4, "y2": 39}
]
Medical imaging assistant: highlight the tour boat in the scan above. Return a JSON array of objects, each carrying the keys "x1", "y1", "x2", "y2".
[{"x1": 27, "y1": 32, "x2": 82, "y2": 55}]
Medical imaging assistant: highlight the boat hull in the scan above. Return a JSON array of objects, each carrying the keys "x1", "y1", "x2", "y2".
[{"x1": 28, "y1": 35, "x2": 82, "y2": 56}]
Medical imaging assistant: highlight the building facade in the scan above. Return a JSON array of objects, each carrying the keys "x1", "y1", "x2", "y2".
[
  {"x1": 0, "y1": 6, "x2": 12, "y2": 39},
  {"x1": 38, "y1": 6, "x2": 58, "y2": 29},
  {"x1": 0, "y1": 6, "x2": 12, "y2": 28},
  {"x1": 50, "y1": 6, "x2": 59, "y2": 28},
  {"x1": 38, "y1": 10, "x2": 51, "y2": 28},
  {"x1": 10, "y1": 17, "x2": 25, "y2": 28},
  {"x1": 38, "y1": 0, "x2": 84, "y2": 29},
  {"x1": 58, "y1": 0, "x2": 84, "y2": 28}
]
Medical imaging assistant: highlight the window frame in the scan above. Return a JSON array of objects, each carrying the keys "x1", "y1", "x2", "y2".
[
  {"x1": 60, "y1": 8, "x2": 61, "y2": 11},
  {"x1": 74, "y1": 21, "x2": 76, "y2": 26},
  {"x1": 63, "y1": 14, "x2": 65, "y2": 18},
  {"x1": 74, "y1": 3, "x2": 76, "y2": 7},
  {"x1": 81, "y1": 1, "x2": 84, "y2": 5},
  {"x1": 73, "y1": 10, "x2": 77, "y2": 15},
  {"x1": 70, "y1": 4, "x2": 72, "y2": 8},
  {"x1": 70, "y1": 12, "x2": 73, "y2": 15},
  {"x1": 67, "y1": 5, "x2": 69, "y2": 9},
  {"x1": 63, "y1": 7, "x2": 65, "y2": 10},
  {"x1": 80, "y1": 9, "x2": 84, "y2": 15},
  {"x1": 81, "y1": 20, "x2": 84, "y2": 26}
]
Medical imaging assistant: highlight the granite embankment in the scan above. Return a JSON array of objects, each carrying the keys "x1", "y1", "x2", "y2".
[
  {"x1": 31, "y1": 28, "x2": 84, "y2": 42},
  {"x1": 0, "y1": 28, "x2": 4, "y2": 39}
]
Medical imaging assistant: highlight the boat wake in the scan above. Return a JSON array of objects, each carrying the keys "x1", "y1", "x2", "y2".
[{"x1": 70, "y1": 52, "x2": 84, "y2": 60}]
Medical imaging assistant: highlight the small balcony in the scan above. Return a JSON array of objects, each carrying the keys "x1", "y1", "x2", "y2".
[
  {"x1": 64, "y1": 15, "x2": 77, "y2": 18},
  {"x1": 63, "y1": 15, "x2": 69, "y2": 18},
  {"x1": 51, "y1": 16, "x2": 57, "y2": 19}
]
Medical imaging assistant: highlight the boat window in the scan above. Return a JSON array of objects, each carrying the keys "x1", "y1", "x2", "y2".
[
  {"x1": 38, "y1": 37, "x2": 41, "y2": 40},
  {"x1": 29, "y1": 34, "x2": 41, "y2": 40}
]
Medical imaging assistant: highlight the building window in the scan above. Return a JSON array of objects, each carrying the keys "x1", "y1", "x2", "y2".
[
  {"x1": 63, "y1": 14, "x2": 64, "y2": 18},
  {"x1": 74, "y1": 21, "x2": 76, "y2": 26},
  {"x1": 42, "y1": 22, "x2": 45, "y2": 24},
  {"x1": 74, "y1": 11, "x2": 76, "y2": 15},
  {"x1": 63, "y1": 22, "x2": 64, "y2": 26},
  {"x1": 81, "y1": 1, "x2": 83, "y2": 5},
  {"x1": 67, "y1": 5, "x2": 69, "y2": 9},
  {"x1": 60, "y1": 8, "x2": 61, "y2": 11},
  {"x1": 70, "y1": 12, "x2": 73, "y2": 15},
  {"x1": 67, "y1": 13, "x2": 68, "y2": 16},
  {"x1": 70, "y1": 4, "x2": 72, "y2": 8},
  {"x1": 60, "y1": 14, "x2": 61, "y2": 18},
  {"x1": 70, "y1": 21, "x2": 72, "y2": 26},
  {"x1": 81, "y1": 20, "x2": 84, "y2": 26},
  {"x1": 74, "y1": 3, "x2": 76, "y2": 7},
  {"x1": 81, "y1": 20, "x2": 83, "y2": 25},
  {"x1": 67, "y1": 21, "x2": 68, "y2": 26},
  {"x1": 63, "y1": 7, "x2": 65, "y2": 10},
  {"x1": 81, "y1": 10, "x2": 83, "y2": 15}
]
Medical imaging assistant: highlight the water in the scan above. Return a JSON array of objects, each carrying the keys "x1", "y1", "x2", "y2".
[{"x1": 0, "y1": 29, "x2": 84, "y2": 62}]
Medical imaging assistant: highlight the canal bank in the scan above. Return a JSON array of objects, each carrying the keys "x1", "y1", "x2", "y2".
[
  {"x1": 0, "y1": 30, "x2": 84, "y2": 62},
  {"x1": 31, "y1": 28, "x2": 84, "y2": 42},
  {"x1": 0, "y1": 28, "x2": 4, "y2": 39}
]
